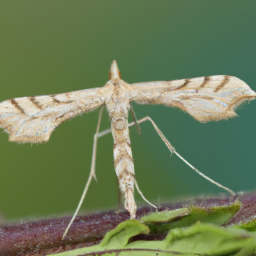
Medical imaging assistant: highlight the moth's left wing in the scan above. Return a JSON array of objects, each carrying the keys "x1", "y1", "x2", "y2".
[
  {"x1": 0, "y1": 87, "x2": 108, "y2": 143},
  {"x1": 129, "y1": 75, "x2": 256, "y2": 122}
]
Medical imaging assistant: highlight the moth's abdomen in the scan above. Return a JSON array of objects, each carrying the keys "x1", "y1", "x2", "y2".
[
  {"x1": 111, "y1": 116, "x2": 137, "y2": 218},
  {"x1": 114, "y1": 141, "x2": 136, "y2": 218}
]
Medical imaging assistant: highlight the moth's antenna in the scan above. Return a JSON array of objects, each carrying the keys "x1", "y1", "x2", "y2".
[{"x1": 62, "y1": 106, "x2": 104, "y2": 240}]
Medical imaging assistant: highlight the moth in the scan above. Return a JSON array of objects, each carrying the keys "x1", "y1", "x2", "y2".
[{"x1": 0, "y1": 61, "x2": 255, "y2": 239}]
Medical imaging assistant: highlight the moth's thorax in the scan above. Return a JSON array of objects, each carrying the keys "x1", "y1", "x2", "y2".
[
  {"x1": 105, "y1": 79, "x2": 130, "y2": 118},
  {"x1": 104, "y1": 78, "x2": 132, "y2": 151},
  {"x1": 106, "y1": 98, "x2": 130, "y2": 143}
]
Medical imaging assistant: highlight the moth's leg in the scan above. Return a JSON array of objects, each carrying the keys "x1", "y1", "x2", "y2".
[
  {"x1": 115, "y1": 176, "x2": 122, "y2": 213},
  {"x1": 62, "y1": 106, "x2": 104, "y2": 240},
  {"x1": 95, "y1": 127, "x2": 125, "y2": 214},
  {"x1": 127, "y1": 116, "x2": 236, "y2": 197},
  {"x1": 135, "y1": 179, "x2": 157, "y2": 209},
  {"x1": 90, "y1": 109, "x2": 106, "y2": 182},
  {"x1": 97, "y1": 127, "x2": 111, "y2": 138},
  {"x1": 130, "y1": 104, "x2": 141, "y2": 135}
]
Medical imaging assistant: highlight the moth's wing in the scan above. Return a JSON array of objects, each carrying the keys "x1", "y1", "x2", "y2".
[
  {"x1": 0, "y1": 87, "x2": 108, "y2": 143},
  {"x1": 129, "y1": 75, "x2": 256, "y2": 122}
]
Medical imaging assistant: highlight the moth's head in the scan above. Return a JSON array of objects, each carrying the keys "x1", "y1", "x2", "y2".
[{"x1": 109, "y1": 60, "x2": 121, "y2": 80}]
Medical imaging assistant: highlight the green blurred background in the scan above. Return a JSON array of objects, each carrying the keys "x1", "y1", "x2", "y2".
[{"x1": 0, "y1": 1, "x2": 256, "y2": 221}]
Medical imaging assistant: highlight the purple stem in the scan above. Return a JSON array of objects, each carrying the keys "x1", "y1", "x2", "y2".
[{"x1": 0, "y1": 192, "x2": 256, "y2": 256}]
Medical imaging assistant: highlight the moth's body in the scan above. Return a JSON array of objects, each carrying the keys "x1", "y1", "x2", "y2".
[
  {"x1": 105, "y1": 77, "x2": 136, "y2": 218},
  {"x1": 0, "y1": 60, "x2": 255, "y2": 238}
]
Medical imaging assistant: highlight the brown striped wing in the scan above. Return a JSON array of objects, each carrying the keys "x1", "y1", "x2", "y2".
[
  {"x1": 0, "y1": 87, "x2": 107, "y2": 143},
  {"x1": 129, "y1": 75, "x2": 256, "y2": 122}
]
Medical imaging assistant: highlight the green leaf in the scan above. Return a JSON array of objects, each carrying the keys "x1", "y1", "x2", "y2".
[
  {"x1": 49, "y1": 203, "x2": 255, "y2": 256},
  {"x1": 100, "y1": 219, "x2": 149, "y2": 249},
  {"x1": 49, "y1": 220, "x2": 149, "y2": 256},
  {"x1": 147, "y1": 200, "x2": 241, "y2": 234},
  {"x1": 141, "y1": 207, "x2": 190, "y2": 224},
  {"x1": 163, "y1": 222, "x2": 255, "y2": 255},
  {"x1": 236, "y1": 217, "x2": 256, "y2": 231},
  {"x1": 50, "y1": 221, "x2": 256, "y2": 256}
]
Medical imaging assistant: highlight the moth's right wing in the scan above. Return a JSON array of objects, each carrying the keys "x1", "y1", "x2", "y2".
[
  {"x1": 0, "y1": 87, "x2": 108, "y2": 143},
  {"x1": 129, "y1": 76, "x2": 256, "y2": 122}
]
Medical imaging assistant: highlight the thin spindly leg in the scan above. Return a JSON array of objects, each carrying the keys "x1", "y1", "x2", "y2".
[
  {"x1": 115, "y1": 175, "x2": 122, "y2": 213},
  {"x1": 130, "y1": 104, "x2": 141, "y2": 135},
  {"x1": 93, "y1": 127, "x2": 124, "y2": 213},
  {"x1": 132, "y1": 116, "x2": 236, "y2": 197},
  {"x1": 135, "y1": 180, "x2": 157, "y2": 209},
  {"x1": 62, "y1": 106, "x2": 104, "y2": 240},
  {"x1": 96, "y1": 115, "x2": 235, "y2": 210}
]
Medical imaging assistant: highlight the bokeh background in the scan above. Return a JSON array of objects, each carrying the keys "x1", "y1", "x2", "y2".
[{"x1": 0, "y1": 1, "x2": 256, "y2": 221}]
